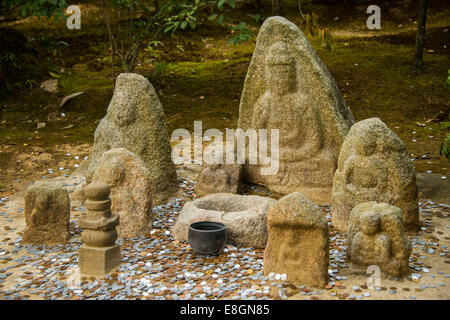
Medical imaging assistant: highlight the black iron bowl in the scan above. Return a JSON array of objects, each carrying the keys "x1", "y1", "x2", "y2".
[{"x1": 188, "y1": 221, "x2": 227, "y2": 255}]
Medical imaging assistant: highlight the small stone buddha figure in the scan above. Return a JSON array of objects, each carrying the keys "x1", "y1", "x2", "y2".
[
  {"x1": 195, "y1": 144, "x2": 242, "y2": 197},
  {"x1": 91, "y1": 148, "x2": 153, "y2": 239},
  {"x1": 343, "y1": 132, "x2": 389, "y2": 198},
  {"x1": 351, "y1": 211, "x2": 391, "y2": 266},
  {"x1": 332, "y1": 118, "x2": 419, "y2": 232},
  {"x1": 347, "y1": 202, "x2": 411, "y2": 277},
  {"x1": 85, "y1": 73, "x2": 178, "y2": 205},
  {"x1": 23, "y1": 182, "x2": 70, "y2": 244}
]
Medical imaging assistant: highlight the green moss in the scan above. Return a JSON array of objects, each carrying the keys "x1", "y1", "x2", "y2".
[
  {"x1": 149, "y1": 57, "x2": 249, "y2": 133},
  {"x1": 59, "y1": 64, "x2": 113, "y2": 93},
  {"x1": 315, "y1": 39, "x2": 450, "y2": 124}
]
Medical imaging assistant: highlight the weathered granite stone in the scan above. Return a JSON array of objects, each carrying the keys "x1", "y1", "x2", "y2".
[
  {"x1": 23, "y1": 182, "x2": 70, "y2": 244},
  {"x1": 172, "y1": 193, "x2": 276, "y2": 248},
  {"x1": 347, "y1": 201, "x2": 411, "y2": 277},
  {"x1": 332, "y1": 118, "x2": 419, "y2": 232},
  {"x1": 263, "y1": 192, "x2": 329, "y2": 287},
  {"x1": 195, "y1": 145, "x2": 242, "y2": 196},
  {"x1": 70, "y1": 184, "x2": 86, "y2": 208},
  {"x1": 195, "y1": 162, "x2": 241, "y2": 196},
  {"x1": 92, "y1": 148, "x2": 152, "y2": 238},
  {"x1": 237, "y1": 16, "x2": 355, "y2": 203},
  {"x1": 86, "y1": 73, "x2": 178, "y2": 205},
  {"x1": 78, "y1": 182, "x2": 121, "y2": 278}
]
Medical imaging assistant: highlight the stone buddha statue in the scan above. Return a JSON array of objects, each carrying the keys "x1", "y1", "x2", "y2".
[
  {"x1": 347, "y1": 202, "x2": 412, "y2": 277},
  {"x1": 351, "y1": 211, "x2": 392, "y2": 265},
  {"x1": 343, "y1": 133, "x2": 389, "y2": 197},
  {"x1": 237, "y1": 16, "x2": 355, "y2": 203},
  {"x1": 249, "y1": 41, "x2": 333, "y2": 193},
  {"x1": 252, "y1": 41, "x2": 324, "y2": 160}
]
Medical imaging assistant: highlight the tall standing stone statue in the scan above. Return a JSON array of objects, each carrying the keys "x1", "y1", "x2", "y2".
[
  {"x1": 78, "y1": 182, "x2": 121, "y2": 278},
  {"x1": 23, "y1": 182, "x2": 70, "y2": 244},
  {"x1": 92, "y1": 148, "x2": 153, "y2": 238},
  {"x1": 347, "y1": 202, "x2": 411, "y2": 277},
  {"x1": 237, "y1": 16, "x2": 355, "y2": 204},
  {"x1": 86, "y1": 73, "x2": 178, "y2": 205},
  {"x1": 264, "y1": 192, "x2": 329, "y2": 287},
  {"x1": 332, "y1": 118, "x2": 419, "y2": 232}
]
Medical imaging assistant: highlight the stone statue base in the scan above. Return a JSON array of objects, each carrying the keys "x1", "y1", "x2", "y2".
[
  {"x1": 78, "y1": 245, "x2": 121, "y2": 277},
  {"x1": 244, "y1": 154, "x2": 336, "y2": 203}
]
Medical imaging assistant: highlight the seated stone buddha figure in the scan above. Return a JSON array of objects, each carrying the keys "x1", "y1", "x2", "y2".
[
  {"x1": 249, "y1": 41, "x2": 334, "y2": 195},
  {"x1": 351, "y1": 211, "x2": 392, "y2": 266},
  {"x1": 343, "y1": 133, "x2": 389, "y2": 198}
]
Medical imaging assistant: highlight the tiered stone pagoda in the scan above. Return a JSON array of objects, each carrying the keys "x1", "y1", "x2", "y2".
[{"x1": 78, "y1": 182, "x2": 121, "y2": 277}]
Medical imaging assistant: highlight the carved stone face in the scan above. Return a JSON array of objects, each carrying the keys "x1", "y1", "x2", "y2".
[
  {"x1": 355, "y1": 132, "x2": 376, "y2": 156},
  {"x1": 266, "y1": 42, "x2": 297, "y2": 95},
  {"x1": 109, "y1": 98, "x2": 137, "y2": 127},
  {"x1": 360, "y1": 211, "x2": 380, "y2": 235},
  {"x1": 98, "y1": 158, "x2": 125, "y2": 187},
  {"x1": 268, "y1": 63, "x2": 297, "y2": 94}
]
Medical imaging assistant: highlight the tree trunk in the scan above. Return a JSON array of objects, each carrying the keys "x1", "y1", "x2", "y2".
[
  {"x1": 272, "y1": 0, "x2": 283, "y2": 16},
  {"x1": 255, "y1": 0, "x2": 263, "y2": 12},
  {"x1": 414, "y1": 0, "x2": 428, "y2": 66}
]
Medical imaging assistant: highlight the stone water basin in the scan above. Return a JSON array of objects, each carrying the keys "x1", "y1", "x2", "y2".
[{"x1": 172, "y1": 193, "x2": 276, "y2": 248}]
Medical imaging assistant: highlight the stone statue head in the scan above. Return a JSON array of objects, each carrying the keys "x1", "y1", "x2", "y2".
[
  {"x1": 97, "y1": 157, "x2": 125, "y2": 187},
  {"x1": 355, "y1": 131, "x2": 377, "y2": 156},
  {"x1": 360, "y1": 211, "x2": 381, "y2": 235},
  {"x1": 109, "y1": 100, "x2": 138, "y2": 127},
  {"x1": 266, "y1": 41, "x2": 297, "y2": 94}
]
